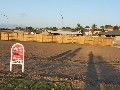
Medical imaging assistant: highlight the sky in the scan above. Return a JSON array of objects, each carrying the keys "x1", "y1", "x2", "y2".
[{"x1": 0, "y1": 0, "x2": 120, "y2": 28}]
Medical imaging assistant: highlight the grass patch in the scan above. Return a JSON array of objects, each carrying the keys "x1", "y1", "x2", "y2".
[{"x1": 0, "y1": 78, "x2": 71, "y2": 90}]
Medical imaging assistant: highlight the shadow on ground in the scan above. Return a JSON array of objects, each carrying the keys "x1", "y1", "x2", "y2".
[
  {"x1": 84, "y1": 52, "x2": 120, "y2": 90},
  {"x1": 48, "y1": 47, "x2": 81, "y2": 61},
  {"x1": 84, "y1": 52, "x2": 100, "y2": 90}
]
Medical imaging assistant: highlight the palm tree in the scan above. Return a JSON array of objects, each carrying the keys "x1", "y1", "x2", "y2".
[
  {"x1": 92, "y1": 24, "x2": 97, "y2": 30},
  {"x1": 77, "y1": 23, "x2": 81, "y2": 28}
]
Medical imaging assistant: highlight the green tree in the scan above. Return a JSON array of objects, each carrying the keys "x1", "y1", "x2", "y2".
[
  {"x1": 62, "y1": 27, "x2": 66, "y2": 29},
  {"x1": 100, "y1": 26, "x2": 104, "y2": 29},
  {"x1": 113, "y1": 25, "x2": 119, "y2": 30},
  {"x1": 100, "y1": 26, "x2": 105, "y2": 32},
  {"x1": 26, "y1": 27, "x2": 33, "y2": 32},
  {"x1": 76, "y1": 23, "x2": 84, "y2": 33},
  {"x1": 77, "y1": 23, "x2": 84, "y2": 30},
  {"x1": 19, "y1": 27, "x2": 22, "y2": 30},
  {"x1": 85, "y1": 26, "x2": 90, "y2": 28},
  {"x1": 15, "y1": 27, "x2": 19, "y2": 30},
  {"x1": 45, "y1": 27, "x2": 49, "y2": 29},
  {"x1": 62, "y1": 27, "x2": 71, "y2": 30},
  {"x1": 104, "y1": 25, "x2": 112, "y2": 28},
  {"x1": 66, "y1": 27, "x2": 71, "y2": 29},
  {"x1": 92, "y1": 24, "x2": 97, "y2": 30},
  {"x1": 52, "y1": 27, "x2": 57, "y2": 31},
  {"x1": 77, "y1": 23, "x2": 81, "y2": 28}
]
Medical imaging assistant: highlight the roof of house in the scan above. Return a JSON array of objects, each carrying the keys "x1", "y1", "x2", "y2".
[
  {"x1": 83, "y1": 30, "x2": 90, "y2": 32},
  {"x1": 0, "y1": 30, "x2": 13, "y2": 33},
  {"x1": 13, "y1": 30, "x2": 29, "y2": 34},
  {"x1": 105, "y1": 30, "x2": 120, "y2": 35},
  {"x1": 99, "y1": 30, "x2": 120, "y2": 36},
  {"x1": 98, "y1": 32, "x2": 106, "y2": 35},
  {"x1": 47, "y1": 30, "x2": 82, "y2": 35}
]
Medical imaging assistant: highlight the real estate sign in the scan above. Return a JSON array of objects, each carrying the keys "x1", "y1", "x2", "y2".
[{"x1": 10, "y1": 43, "x2": 24, "y2": 72}]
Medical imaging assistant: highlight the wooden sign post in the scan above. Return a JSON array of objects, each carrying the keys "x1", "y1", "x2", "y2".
[{"x1": 10, "y1": 43, "x2": 24, "y2": 72}]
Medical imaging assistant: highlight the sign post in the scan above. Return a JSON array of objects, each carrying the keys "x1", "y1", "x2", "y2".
[{"x1": 10, "y1": 43, "x2": 24, "y2": 72}]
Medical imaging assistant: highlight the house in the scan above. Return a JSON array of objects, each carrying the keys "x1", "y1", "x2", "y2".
[
  {"x1": 83, "y1": 30, "x2": 92, "y2": 36},
  {"x1": 98, "y1": 32, "x2": 106, "y2": 37},
  {"x1": 84, "y1": 27, "x2": 92, "y2": 30},
  {"x1": 41, "y1": 30, "x2": 83, "y2": 36},
  {"x1": 105, "y1": 30, "x2": 120, "y2": 37},
  {"x1": 93, "y1": 30, "x2": 101, "y2": 35},
  {"x1": 98, "y1": 30, "x2": 120, "y2": 37},
  {"x1": 104, "y1": 27, "x2": 113, "y2": 31},
  {"x1": 41, "y1": 30, "x2": 50, "y2": 35},
  {"x1": 0, "y1": 30, "x2": 13, "y2": 33},
  {"x1": 13, "y1": 30, "x2": 29, "y2": 34}
]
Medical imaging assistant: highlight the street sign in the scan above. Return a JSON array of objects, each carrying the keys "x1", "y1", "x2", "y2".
[{"x1": 10, "y1": 43, "x2": 24, "y2": 72}]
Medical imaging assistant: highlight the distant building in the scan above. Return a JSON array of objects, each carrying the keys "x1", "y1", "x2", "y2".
[
  {"x1": 84, "y1": 27, "x2": 92, "y2": 30},
  {"x1": 98, "y1": 30, "x2": 120, "y2": 37},
  {"x1": 83, "y1": 30, "x2": 92, "y2": 36},
  {"x1": 104, "y1": 27, "x2": 113, "y2": 31},
  {"x1": 13, "y1": 30, "x2": 29, "y2": 34},
  {"x1": 93, "y1": 30, "x2": 101, "y2": 35},
  {"x1": 41, "y1": 30, "x2": 83, "y2": 36}
]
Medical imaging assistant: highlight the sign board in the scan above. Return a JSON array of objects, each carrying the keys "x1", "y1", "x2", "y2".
[{"x1": 10, "y1": 43, "x2": 24, "y2": 72}]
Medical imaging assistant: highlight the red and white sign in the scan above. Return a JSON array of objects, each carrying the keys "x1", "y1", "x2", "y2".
[{"x1": 10, "y1": 43, "x2": 24, "y2": 72}]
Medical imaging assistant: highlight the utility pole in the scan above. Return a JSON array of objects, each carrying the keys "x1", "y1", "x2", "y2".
[
  {"x1": 60, "y1": 14, "x2": 63, "y2": 29},
  {"x1": 0, "y1": 14, "x2": 8, "y2": 29}
]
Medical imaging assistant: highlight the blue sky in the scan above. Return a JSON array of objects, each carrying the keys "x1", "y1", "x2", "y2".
[{"x1": 0, "y1": 0, "x2": 120, "y2": 28}]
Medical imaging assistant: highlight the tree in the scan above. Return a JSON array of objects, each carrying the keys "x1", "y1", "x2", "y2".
[
  {"x1": 26, "y1": 27, "x2": 33, "y2": 32},
  {"x1": 104, "y1": 25, "x2": 112, "y2": 28},
  {"x1": 77, "y1": 23, "x2": 81, "y2": 28},
  {"x1": 62, "y1": 27, "x2": 71, "y2": 30},
  {"x1": 45, "y1": 27, "x2": 49, "y2": 29},
  {"x1": 66, "y1": 27, "x2": 71, "y2": 29},
  {"x1": 113, "y1": 25, "x2": 119, "y2": 30},
  {"x1": 19, "y1": 27, "x2": 22, "y2": 30},
  {"x1": 76, "y1": 23, "x2": 84, "y2": 30},
  {"x1": 100, "y1": 26, "x2": 105, "y2": 32},
  {"x1": 100, "y1": 26, "x2": 104, "y2": 29},
  {"x1": 75, "y1": 23, "x2": 84, "y2": 33},
  {"x1": 92, "y1": 24, "x2": 97, "y2": 30},
  {"x1": 15, "y1": 27, "x2": 19, "y2": 30},
  {"x1": 62, "y1": 27, "x2": 66, "y2": 29},
  {"x1": 85, "y1": 26, "x2": 90, "y2": 28},
  {"x1": 52, "y1": 27, "x2": 57, "y2": 31}
]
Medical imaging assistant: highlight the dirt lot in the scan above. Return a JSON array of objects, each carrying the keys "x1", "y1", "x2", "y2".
[{"x1": 0, "y1": 41, "x2": 120, "y2": 90}]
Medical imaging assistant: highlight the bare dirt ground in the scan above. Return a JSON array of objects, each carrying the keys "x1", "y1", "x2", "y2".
[{"x1": 0, "y1": 41, "x2": 120, "y2": 90}]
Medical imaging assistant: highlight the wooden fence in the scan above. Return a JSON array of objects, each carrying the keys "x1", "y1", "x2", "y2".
[{"x1": 0, "y1": 32, "x2": 113, "y2": 46}]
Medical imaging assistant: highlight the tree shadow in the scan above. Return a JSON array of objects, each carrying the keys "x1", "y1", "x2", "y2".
[
  {"x1": 48, "y1": 47, "x2": 81, "y2": 61},
  {"x1": 84, "y1": 52, "x2": 100, "y2": 90},
  {"x1": 48, "y1": 50, "x2": 72, "y2": 61},
  {"x1": 39, "y1": 48, "x2": 82, "y2": 78}
]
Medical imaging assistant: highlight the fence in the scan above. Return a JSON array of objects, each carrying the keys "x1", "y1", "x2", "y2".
[{"x1": 0, "y1": 32, "x2": 113, "y2": 46}]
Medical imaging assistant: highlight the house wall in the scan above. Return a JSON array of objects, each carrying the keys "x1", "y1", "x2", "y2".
[
  {"x1": 104, "y1": 29, "x2": 113, "y2": 31},
  {"x1": 84, "y1": 31, "x2": 92, "y2": 36}
]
